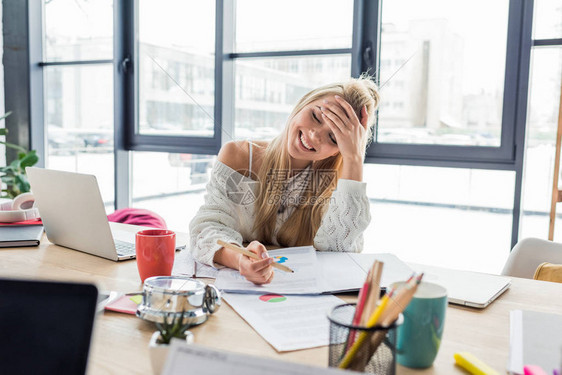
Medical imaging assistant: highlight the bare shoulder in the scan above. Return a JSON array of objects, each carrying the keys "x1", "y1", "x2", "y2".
[{"x1": 217, "y1": 140, "x2": 250, "y2": 175}]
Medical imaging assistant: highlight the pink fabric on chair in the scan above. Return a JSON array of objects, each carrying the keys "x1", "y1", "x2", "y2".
[{"x1": 107, "y1": 208, "x2": 167, "y2": 229}]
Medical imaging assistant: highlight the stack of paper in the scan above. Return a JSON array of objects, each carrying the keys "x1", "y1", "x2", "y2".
[{"x1": 509, "y1": 310, "x2": 562, "y2": 374}]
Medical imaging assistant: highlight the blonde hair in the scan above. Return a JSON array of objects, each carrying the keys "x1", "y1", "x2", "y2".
[{"x1": 252, "y1": 75, "x2": 380, "y2": 247}]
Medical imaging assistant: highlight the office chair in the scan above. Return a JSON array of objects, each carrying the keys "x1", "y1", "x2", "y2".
[{"x1": 501, "y1": 237, "x2": 562, "y2": 279}]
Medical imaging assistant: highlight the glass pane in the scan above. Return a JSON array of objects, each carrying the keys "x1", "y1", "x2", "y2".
[
  {"x1": 44, "y1": 65, "x2": 115, "y2": 210},
  {"x1": 44, "y1": 0, "x2": 113, "y2": 61},
  {"x1": 378, "y1": 0, "x2": 509, "y2": 147},
  {"x1": 533, "y1": 0, "x2": 562, "y2": 39},
  {"x1": 520, "y1": 47, "x2": 562, "y2": 241},
  {"x1": 233, "y1": 55, "x2": 351, "y2": 141},
  {"x1": 235, "y1": 0, "x2": 353, "y2": 52},
  {"x1": 138, "y1": 1, "x2": 215, "y2": 137},
  {"x1": 364, "y1": 164, "x2": 515, "y2": 274},
  {"x1": 131, "y1": 152, "x2": 214, "y2": 230}
]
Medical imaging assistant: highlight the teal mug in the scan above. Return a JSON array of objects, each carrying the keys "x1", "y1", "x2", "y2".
[{"x1": 390, "y1": 281, "x2": 447, "y2": 368}]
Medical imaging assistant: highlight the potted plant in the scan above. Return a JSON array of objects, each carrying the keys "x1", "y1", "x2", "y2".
[
  {"x1": 0, "y1": 112, "x2": 39, "y2": 199},
  {"x1": 149, "y1": 311, "x2": 194, "y2": 374}
]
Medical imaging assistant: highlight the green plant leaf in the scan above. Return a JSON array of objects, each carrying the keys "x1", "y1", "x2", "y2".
[
  {"x1": 15, "y1": 174, "x2": 30, "y2": 194},
  {"x1": 9, "y1": 157, "x2": 22, "y2": 168},
  {"x1": 20, "y1": 151, "x2": 38, "y2": 169},
  {"x1": 0, "y1": 128, "x2": 6, "y2": 136}
]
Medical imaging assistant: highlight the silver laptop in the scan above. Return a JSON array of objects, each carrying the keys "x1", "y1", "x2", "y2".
[
  {"x1": 26, "y1": 167, "x2": 182, "y2": 261},
  {"x1": 413, "y1": 263, "x2": 511, "y2": 308}
]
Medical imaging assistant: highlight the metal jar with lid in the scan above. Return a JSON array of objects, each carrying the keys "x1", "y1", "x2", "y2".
[{"x1": 136, "y1": 276, "x2": 221, "y2": 326}]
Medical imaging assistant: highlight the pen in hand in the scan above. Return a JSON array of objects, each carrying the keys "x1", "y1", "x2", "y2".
[{"x1": 217, "y1": 240, "x2": 294, "y2": 273}]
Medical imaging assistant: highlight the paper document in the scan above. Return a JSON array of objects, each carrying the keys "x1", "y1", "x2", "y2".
[
  {"x1": 162, "y1": 341, "x2": 350, "y2": 375},
  {"x1": 316, "y1": 252, "x2": 413, "y2": 293},
  {"x1": 215, "y1": 246, "x2": 320, "y2": 294},
  {"x1": 223, "y1": 292, "x2": 343, "y2": 352},
  {"x1": 172, "y1": 250, "x2": 218, "y2": 279},
  {"x1": 508, "y1": 310, "x2": 562, "y2": 374}
]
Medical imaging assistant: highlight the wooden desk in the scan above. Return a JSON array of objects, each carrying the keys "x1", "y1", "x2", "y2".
[{"x1": 1, "y1": 228, "x2": 561, "y2": 374}]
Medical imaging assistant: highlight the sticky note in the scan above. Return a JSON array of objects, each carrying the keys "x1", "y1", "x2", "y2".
[{"x1": 129, "y1": 294, "x2": 143, "y2": 305}]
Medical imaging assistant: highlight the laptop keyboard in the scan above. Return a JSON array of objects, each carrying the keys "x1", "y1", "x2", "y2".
[{"x1": 115, "y1": 240, "x2": 136, "y2": 256}]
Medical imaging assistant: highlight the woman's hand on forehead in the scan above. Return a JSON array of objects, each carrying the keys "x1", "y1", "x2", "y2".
[{"x1": 320, "y1": 95, "x2": 368, "y2": 158}]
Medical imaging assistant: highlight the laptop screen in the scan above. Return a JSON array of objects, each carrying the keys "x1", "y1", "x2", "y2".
[{"x1": 0, "y1": 279, "x2": 98, "y2": 375}]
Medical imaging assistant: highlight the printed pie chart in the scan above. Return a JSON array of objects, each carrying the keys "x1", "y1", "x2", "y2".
[{"x1": 259, "y1": 294, "x2": 287, "y2": 303}]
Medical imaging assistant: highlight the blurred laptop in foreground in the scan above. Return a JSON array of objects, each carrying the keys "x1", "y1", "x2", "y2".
[{"x1": 0, "y1": 278, "x2": 98, "y2": 375}]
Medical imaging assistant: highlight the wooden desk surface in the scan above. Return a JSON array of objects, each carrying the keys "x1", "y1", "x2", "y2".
[{"x1": 1, "y1": 226, "x2": 561, "y2": 374}]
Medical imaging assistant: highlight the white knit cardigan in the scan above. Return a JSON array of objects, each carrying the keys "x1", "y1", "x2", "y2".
[{"x1": 189, "y1": 160, "x2": 371, "y2": 267}]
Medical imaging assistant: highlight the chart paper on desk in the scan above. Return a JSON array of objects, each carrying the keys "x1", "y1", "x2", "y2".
[
  {"x1": 223, "y1": 292, "x2": 343, "y2": 352},
  {"x1": 215, "y1": 246, "x2": 321, "y2": 295}
]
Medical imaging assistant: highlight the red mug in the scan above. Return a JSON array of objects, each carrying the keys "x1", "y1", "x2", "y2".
[{"x1": 136, "y1": 229, "x2": 176, "y2": 283}]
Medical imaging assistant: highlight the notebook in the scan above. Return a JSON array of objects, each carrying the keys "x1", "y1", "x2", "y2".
[
  {"x1": 26, "y1": 167, "x2": 184, "y2": 261},
  {"x1": 0, "y1": 225, "x2": 43, "y2": 247},
  {"x1": 412, "y1": 263, "x2": 511, "y2": 308},
  {"x1": 0, "y1": 278, "x2": 98, "y2": 375}
]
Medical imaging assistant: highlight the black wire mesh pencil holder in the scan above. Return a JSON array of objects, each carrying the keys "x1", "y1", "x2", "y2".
[{"x1": 327, "y1": 303, "x2": 402, "y2": 374}]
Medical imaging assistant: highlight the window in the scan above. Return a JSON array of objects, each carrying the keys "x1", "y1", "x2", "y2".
[
  {"x1": 378, "y1": 1, "x2": 509, "y2": 147},
  {"x1": 42, "y1": 0, "x2": 115, "y2": 210},
  {"x1": 520, "y1": 0, "x2": 562, "y2": 241},
  {"x1": 230, "y1": 1, "x2": 354, "y2": 142},
  {"x1": 137, "y1": 1, "x2": 215, "y2": 138},
  {"x1": 364, "y1": 164, "x2": 514, "y2": 273},
  {"x1": 131, "y1": 151, "x2": 213, "y2": 230},
  {"x1": 368, "y1": 0, "x2": 519, "y2": 165}
]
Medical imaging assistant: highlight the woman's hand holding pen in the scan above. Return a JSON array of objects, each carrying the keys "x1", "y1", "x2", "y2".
[
  {"x1": 321, "y1": 95, "x2": 368, "y2": 181},
  {"x1": 237, "y1": 241, "x2": 275, "y2": 285}
]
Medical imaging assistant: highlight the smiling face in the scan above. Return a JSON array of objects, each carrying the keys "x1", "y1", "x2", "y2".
[{"x1": 286, "y1": 97, "x2": 340, "y2": 169}]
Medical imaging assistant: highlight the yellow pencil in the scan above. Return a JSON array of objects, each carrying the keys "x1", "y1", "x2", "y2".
[{"x1": 217, "y1": 240, "x2": 294, "y2": 273}]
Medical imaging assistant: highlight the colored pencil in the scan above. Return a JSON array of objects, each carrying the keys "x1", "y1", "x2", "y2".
[
  {"x1": 338, "y1": 288, "x2": 394, "y2": 369},
  {"x1": 341, "y1": 273, "x2": 423, "y2": 370},
  {"x1": 345, "y1": 266, "x2": 374, "y2": 351},
  {"x1": 361, "y1": 273, "x2": 425, "y2": 365},
  {"x1": 360, "y1": 261, "x2": 384, "y2": 326},
  {"x1": 217, "y1": 240, "x2": 294, "y2": 273}
]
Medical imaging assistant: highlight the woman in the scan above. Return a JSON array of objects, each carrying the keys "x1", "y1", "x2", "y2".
[{"x1": 189, "y1": 76, "x2": 380, "y2": 284}]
